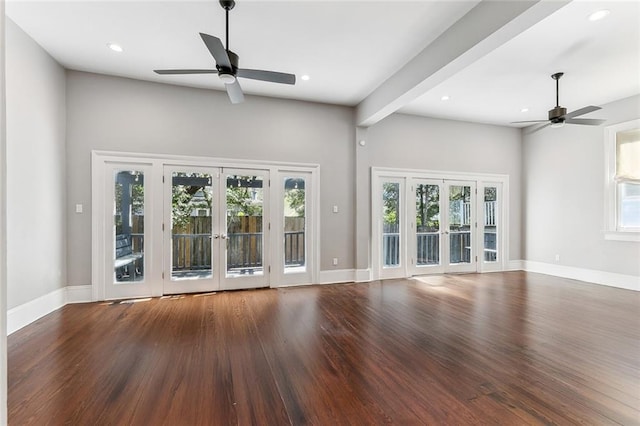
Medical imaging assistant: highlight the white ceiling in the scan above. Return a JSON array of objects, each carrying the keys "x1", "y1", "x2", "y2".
[{"x1": 6, "y1": 0, "x2": 640, "y2": 127}]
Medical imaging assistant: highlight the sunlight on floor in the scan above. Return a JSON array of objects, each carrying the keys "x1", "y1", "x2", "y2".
[{"x1": 411, "y1": 275, "x2": 471, "y2": 299}]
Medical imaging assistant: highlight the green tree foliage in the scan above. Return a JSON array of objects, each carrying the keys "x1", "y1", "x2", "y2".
[
  {"x1": 284, "y1": 188, "x2": 305, "y2": 217},
  {"x1": 172, "y1": 173, "x2": 212, "y2": 228},
  {"x1": 415, "y1": 184, "x2": 439, "y2": 232},
  {"x1": 382, "y1": 182, "x2": 399, "y2": 231}
]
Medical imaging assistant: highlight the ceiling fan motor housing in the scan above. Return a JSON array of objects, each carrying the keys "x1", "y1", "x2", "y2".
[
  {"x1": 218, "y1": 50, "x2": 239, "y2": 77},
  {"x1": 548, "y1": 106, "x2": 567, "y2": 122}
]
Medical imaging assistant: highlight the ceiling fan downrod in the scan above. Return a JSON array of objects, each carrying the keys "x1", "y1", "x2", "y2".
[
  {"x1": 552, "y1": 72, "x2": 563, "y2": 107},
  {"x1": 220, "y1": 0, "x2": 235, "y2": 52},
  {"x1": 550, "y1": 72, "x2": 566, "y2": 121}
]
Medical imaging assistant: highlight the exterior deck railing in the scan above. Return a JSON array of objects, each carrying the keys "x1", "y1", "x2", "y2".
[{"x1": 170, "y1": 231, "x2": 305, "y2": 271}]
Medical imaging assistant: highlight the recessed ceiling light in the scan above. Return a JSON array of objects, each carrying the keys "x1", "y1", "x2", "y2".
[
  {"x1": 301, "y1": 75, "x2": 310, "y2": 81},
  {"x1": 441, "y1": 95, "x2": 450, "y2": 101},
  {"x1": 588, "y1": 9, "x2": 610, "y2": 21},
  {"x1": 521, "y1": 107, "x2": 529, "y2": 113},
  {"x1": 107, "y1": 43, "x2": 123, "y2": 53}
]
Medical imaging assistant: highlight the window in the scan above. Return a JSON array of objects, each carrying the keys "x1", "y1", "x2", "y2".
[{"x1": 605, "y1": 119, "x2": 640, "y2": 240}]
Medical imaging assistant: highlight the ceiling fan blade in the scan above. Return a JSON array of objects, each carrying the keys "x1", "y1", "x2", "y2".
[
  {"x1": 237, "y1": 69, "x2": 296, "y2": 85},
  {"x1": 511, "y1": 119, "x2": 548, "y2": 124},
  {"x1": 154, "y1": 69, "x2": 218, "y2": 75},
  {"x1": 565, "y1": 118, "x2": 606, "y2": 126},
  {"x1": 225, "y1": 80, "x2": 245, "y2": 104},
  {"x1": 199, "y1": 33, "x2": 231, "y2": 69},
  {"x1": 525, "y1": 122, "x2": 551, "y2": 134},
  {"x1": 563, "y1": 105, "x2": 601, "y2": 120}
]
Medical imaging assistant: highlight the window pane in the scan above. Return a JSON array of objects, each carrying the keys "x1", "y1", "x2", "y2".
[
  {"x1": 284, "y1": 177, "x2": 306, "y2": 273},
  {"x1": 171, "y1": 172, "x2": 213, "y2": 280},
  {"x1": 415, "y1": 184, "x2": 439, "y2": 265},
  {"x1": 484, "y1": 187, "x2": 498, "y2": 262},
  {"x1": 616, "y1": 129, "x2": 640, "y2": 180},
  {"x1": 619, "y1": 181, "x2": 640, "y2": 229},
  {"x1": 114, "y1": 170, "x2": 144, "y2": 283},
  {"x1": 226, "y1": 175, "x2": 264, "y2": 277},
  {"x1": 382, "y1": 182, "x2": 400, "y2": 267},
  {"x1": 448, "y1": 185, "x2": 472, "y2": 264}
]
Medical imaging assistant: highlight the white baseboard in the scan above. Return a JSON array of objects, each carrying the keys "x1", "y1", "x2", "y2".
[
  {"x1": 507, "y1": 260, "x2": 524, "y2": 271},
  {"x1": 8, "y1": 285, "x2": 93, "y2": 335},
  {"x1": 355, "y1": 269, "x2": 372, "y2": 282},
  {"x1": 7, "y1": 288, "x2": 66, "y2": 335},
  {"x1": 318, "y1": 269, "x2": 356, "y2": 284},
  {"x1": 66, "y1": 285, "x2": 93, "y2": 303},
  {"x1": 522, "y1": 260, "x2": 639, "y2": 292}
]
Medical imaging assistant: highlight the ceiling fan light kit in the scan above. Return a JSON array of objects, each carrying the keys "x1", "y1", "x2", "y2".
[
  {"x1": 512, "y1": 72, "x2": 606, "y2": 133},
  {"x1": 153, "y1": 0, "x2": 296, "y2": 104}
]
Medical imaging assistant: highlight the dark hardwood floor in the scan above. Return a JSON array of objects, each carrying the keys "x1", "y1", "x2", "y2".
[{"x1": 8, "y1": 272, "x2": 640, "y2": 425}]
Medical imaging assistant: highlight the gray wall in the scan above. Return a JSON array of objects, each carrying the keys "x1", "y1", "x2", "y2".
[
  {"x1": 357, "y1": 113, "x2": 523, "y2": 269},
  {"x1": 6, "y1": 19, "x2": 67, "y2": 309},
  {"x1": 522, "y1": 95, "x2": 640, "y2": 277},
  {"x1": 65, "y1": 71, "x2": 355, "y2": 286}
]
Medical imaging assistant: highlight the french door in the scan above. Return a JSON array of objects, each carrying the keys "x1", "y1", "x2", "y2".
[
  {"x1": 442, "y1": 180, "x2": 476, "y2": 274},
  {"x1": 163, "y1": 166, "x2": 269, "y2": 294},
  {"x1": 374, "y1": 169, "x2": 506, "y2": 280},
  {"x1": 94, "y1": 152, "x2": 319, "y2": 301},
  {"x1": 408, "y1": 180, "x2": 476, "y2": 275}
]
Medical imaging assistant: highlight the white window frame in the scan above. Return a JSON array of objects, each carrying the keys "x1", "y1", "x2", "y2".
[{"x1": 604, "y1": 119, "x2": 640, "y2": 242}]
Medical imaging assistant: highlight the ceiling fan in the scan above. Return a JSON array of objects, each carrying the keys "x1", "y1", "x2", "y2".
[
  {"x1": 154, "y1": 0, "x2": 296, "y2": 104},
  {"x1": 512, "y1": 72, "x2": 605, "y2": 133}
]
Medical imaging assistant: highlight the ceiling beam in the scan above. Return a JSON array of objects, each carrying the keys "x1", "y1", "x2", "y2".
[{"x1": 355, "y1": 0, "x2": 571, "y2": 127}]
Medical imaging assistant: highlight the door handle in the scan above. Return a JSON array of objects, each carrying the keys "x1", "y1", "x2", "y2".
[
  {"x1": 221, "y1": 234, "x2": 227, "y2": 239},
  {"x1": 213, "y1": 234, "x2": 220, "y2": 239}
]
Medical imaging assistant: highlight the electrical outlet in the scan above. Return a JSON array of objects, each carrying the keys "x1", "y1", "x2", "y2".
[
  {"x1": 555, "y1": 254, "x2": 560, "y2": 262},
  {"x1": 332, "y1": 205, "x2": 339, "y2": 213},
  {"x1": 332, "y1": 258, "x2": 338, "y2": 266}
]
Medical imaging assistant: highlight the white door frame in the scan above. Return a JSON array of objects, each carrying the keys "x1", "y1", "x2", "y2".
[
  {"x1": 92, "y1": 151, "x2": 319, "y2": 301},
  {"x1": 408, "y1": 178, "x2": 445, "y2": 276},
  {"x1": 372, "y1": 167, "x2": 509, "y2": 280},
  {"x1": 477, "y1": 181, "x2": 504, "y2": 273},
  {"x1": 372, "y1": 176, "x2": 407, "y2": 280},
  {"x1": 443, "y1": 180, "x2": 477, "y2": 274},
  {"x1": 97, "y1": 161, "x2": 161, "y2": 301},
  {"x1": 219, "y1": 167, "x2": 270, "y2": 291},
  {"x1": 271, "y1": 169, "x2": 317, "y2": 287},
  {"x1": 163, "y1": 165, "x2": 220, "y2": 295}
]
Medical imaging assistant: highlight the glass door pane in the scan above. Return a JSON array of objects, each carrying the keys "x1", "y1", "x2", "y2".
[
  {"x1": 170, "y1": 172, "x2": 214, "y2": 280},
  {"x1": 105, "y1": 163, "x2": 154, "y2": 301},
  {"x1": 222, "y1": 169, "x2": 269, "y2": 290},
  {"x1": 113, "y1": 170, "x2": 145, "y2": 283},
  {"x1": 382, "y1": 181, "x2": 401, "y2": 268},
  {"x1": 483, "y1": 186, "x2": 498, "y2": 263},
  {"x1": 415, "y1": 182, "x2": 441, "y2": 267},
  {"x1": 447, "y1": 183, "x2": 474, "y2": 268},
  {"x1": 284, "y1": 177, "x2": 306, "y2": 274}
]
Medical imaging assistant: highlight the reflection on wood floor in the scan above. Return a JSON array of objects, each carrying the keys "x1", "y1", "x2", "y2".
[{"x1": 8, "y1": 271, "x2": 640, "y2": 425}]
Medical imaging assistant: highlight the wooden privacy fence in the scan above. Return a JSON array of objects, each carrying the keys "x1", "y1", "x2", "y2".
[
  {"x1": 172, "y1": 216, "x2": 305, "y2": 271},
  {"x1": 173, "y1": 216, "x2": 213, "y2": 271}
]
